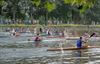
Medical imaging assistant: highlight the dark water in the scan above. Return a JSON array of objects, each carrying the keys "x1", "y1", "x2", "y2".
[{"x1": 0, "y1": 32, "x2": 100, "y2": 64}]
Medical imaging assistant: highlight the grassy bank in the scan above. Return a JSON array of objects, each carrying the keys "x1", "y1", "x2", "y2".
[
  {"x1": 0, "y1": 24, "x2": 83, "y2": 27},
  {"x1": 0, "y1": 24, "x2": 41, "y2": 27},
  {"x1": 0, "y1": 24, "x2": 100, "y2": 27}
]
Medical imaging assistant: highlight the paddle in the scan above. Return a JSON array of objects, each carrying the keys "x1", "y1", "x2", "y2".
[
  {"x1": 90, "y1": 33, "x2": 96, "y2": 38},
  {"x1": 83, "y1": 33, "x2": 96, "y2": 47},
  {"x1": 83, "y1": 32, "x2": 96, "y2": 40}
]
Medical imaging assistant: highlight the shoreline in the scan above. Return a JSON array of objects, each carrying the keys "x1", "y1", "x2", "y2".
[{"x1": 0, "y1": 24, "x2": 100, "y2": 27}]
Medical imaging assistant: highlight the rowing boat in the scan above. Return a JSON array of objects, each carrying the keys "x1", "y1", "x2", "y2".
[{"x1": 47, "y1": 46, "x2": 100, "y2": 51}]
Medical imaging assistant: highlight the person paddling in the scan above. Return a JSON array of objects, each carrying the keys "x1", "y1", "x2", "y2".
[
  {"x1": 34, "y1": 33, "x2": 42, "y2": 47},
  {"x1": 76, "y1": 37, "x2": 83, "y2": 48},
  {"x1": 76, "y1": 33, "x2": 96, "y2": 48},
  {"x1": 34, "y1": 33, "x2": 42, "y2": 41}
]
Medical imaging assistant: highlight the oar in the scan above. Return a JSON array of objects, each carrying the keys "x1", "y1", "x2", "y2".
[
  {"x1": 83, "y1": 33, "x2": 96, "y2": 47},
  {"x1": 86, "y1": 33, "x2": 96, "y2": 41},
  {"x1": 90, "y1": 33, "x2": 96, "y2": 38}
]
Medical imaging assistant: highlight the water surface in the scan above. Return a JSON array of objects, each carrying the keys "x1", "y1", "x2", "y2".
[{"x1": 0, "y1": 32, "x2": 100, "y2": 64}]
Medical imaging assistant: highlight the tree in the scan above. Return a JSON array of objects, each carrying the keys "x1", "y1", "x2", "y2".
[
  {"x1": 64, "y1": 0, "x2": 95, "y2": 14},
  {"x1": 0, "y1": 0, "x2": 98, "y2": 25}
]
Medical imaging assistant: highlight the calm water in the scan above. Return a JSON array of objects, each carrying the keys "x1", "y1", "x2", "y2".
[{"x1": 0, "y1": 32, "x2": 100, "y2": 64}]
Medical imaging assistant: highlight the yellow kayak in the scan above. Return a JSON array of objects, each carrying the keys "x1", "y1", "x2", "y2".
[{"x1": 47, "y1": 46, "x2": 100, "y2": 51}]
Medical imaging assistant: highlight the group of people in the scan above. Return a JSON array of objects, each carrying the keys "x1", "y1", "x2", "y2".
[{"x1": 33, "y1": 32, "x2": 97, "y2": 48}]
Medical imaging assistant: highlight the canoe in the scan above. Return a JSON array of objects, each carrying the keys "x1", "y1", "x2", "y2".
[{"x1": 47, "y1": 46, "x2": 100, "y2": 51}]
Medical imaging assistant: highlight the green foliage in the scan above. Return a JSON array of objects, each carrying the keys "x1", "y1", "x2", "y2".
[
  {"x1": 64, "y1": 0, "x2": 95, "y2": 14},
  {"x1": 0, "y1": 0, "x2": 4, "y2": 5},
  {"x1": 64, "y1": 0, "x2": 73, "y2": 4},
  {"x1": 39, "y1": 16, "x2": 46, "y2": 25},
  {"x1": 45, "y1": 2, "x2": 56, "y2": 12},
  {"x1": 31, "y1": 0, "x2": 41, "y2": 7},
  {"x1": 79, "y1": 1, "x2": 94, "y2": 14},
  {"x1": 85, "y1": 0, "x2": 100, "y2": 24},
  {"x1": 0, "y1": 0, "x2": 99, "y2": 25},
  {"x1": 64, "y1": 0, "x2": 86, "y2": 5}
]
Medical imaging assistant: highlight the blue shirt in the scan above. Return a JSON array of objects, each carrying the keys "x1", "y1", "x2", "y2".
[{"x1": 76, "y1": 39, "x2": 82, "y2": 48}]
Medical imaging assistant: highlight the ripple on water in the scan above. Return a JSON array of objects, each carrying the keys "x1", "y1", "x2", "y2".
[
  {"x1": 85, "y1": 60, "x2": 100, "y2": 64},
  {"x1": 0, "y1": 35, "x2": 100, "y2": 64}
]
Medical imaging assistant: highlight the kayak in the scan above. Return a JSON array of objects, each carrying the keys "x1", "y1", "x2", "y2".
[
  {"x1": 17, "y1": 39, "x2": 64, "y2": 43},
  {"x1": 65, "y1": 37, "x2": 79, "y2": 40},
  {"x1": 46, "y1": 36, "x2": 64, "y2": 38},
  {"x1": 47, "y1": 46, "x2": 100, "y2": 51},
  {"x1": 46, "y1": 36, "x2": 79, "y2": 40}
]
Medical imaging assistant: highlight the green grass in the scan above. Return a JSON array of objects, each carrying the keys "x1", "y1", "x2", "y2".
[
  {"x1": 0, "y1": 24, "x2": 42, "y2": 27},
  {"x1": 0, "y1": 24, "x2": 100, "y2": 27},
  {"x1": 95, "y1": 25, "x2": 100, "y2": 27},
  {"x1": 48, "y1": 24, "x2": 83, "y2": 27}
]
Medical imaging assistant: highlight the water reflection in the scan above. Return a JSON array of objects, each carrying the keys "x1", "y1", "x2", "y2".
[
  {"x1": 74, "y1": 50, "x2": 83, "y2": 64},
  {"x1": 74, "y1": 50, "x2": 82, "y2": 57},
  {"x1": 72, "y1": 50, "x2": 89, "y2": 64}
]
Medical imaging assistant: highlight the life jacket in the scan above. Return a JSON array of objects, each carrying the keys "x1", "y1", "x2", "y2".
[{"x1": 76, "y1": 39, "x2": 82, "y2": 48}]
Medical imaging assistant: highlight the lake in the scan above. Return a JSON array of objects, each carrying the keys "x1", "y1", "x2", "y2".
[{"x1": 0, "y1": 32, "x2": 100, "y2": 64}]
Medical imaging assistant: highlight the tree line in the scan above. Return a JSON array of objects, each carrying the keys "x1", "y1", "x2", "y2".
[{"x1": 0, "y1": 0, "x2": 99, "y2": 25}]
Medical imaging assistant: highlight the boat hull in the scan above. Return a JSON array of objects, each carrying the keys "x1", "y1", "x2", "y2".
[{"x1": 47, "y1": 46, "x2": 100, "y2": 51}]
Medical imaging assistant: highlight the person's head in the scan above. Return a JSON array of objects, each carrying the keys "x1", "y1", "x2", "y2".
[
  {"x1": 37, "y1": 33, "x2": 39, "y2": 35},
  {"x1": 80, "y1": 37, "x2": 82, "y2": 40},
  {"x1": 37, "y1": 33, "x2": 39, "y2": 36}
]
